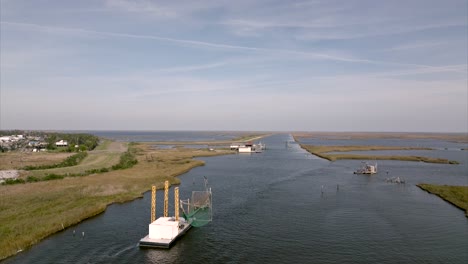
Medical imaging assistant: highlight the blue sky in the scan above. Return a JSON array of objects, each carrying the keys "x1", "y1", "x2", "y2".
[{"x1": 1, "y1": 0, "x2": 467, "y2": 132}]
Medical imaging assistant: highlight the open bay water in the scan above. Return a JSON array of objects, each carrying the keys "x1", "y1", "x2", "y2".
[
  {"x1": 87, "y1": 131, "x2": 242, "y2": 142},
  {"x1": 4, "y1": 133, "x2": 467, "y2": 263}
]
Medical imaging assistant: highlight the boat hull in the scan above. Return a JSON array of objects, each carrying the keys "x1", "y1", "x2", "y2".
[{"x1": 139, "y1": 223, "x2": 192, "y2": 248}]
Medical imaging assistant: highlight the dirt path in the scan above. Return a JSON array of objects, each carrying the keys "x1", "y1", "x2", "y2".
[
  {"x1": 91, "y1": 141, "x2": 127, "y2": 153},
  {"x1": 106, "y1": 141, "x2": 127, "y2": 153}
]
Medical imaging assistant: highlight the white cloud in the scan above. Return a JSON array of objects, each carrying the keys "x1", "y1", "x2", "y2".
[
  {"x1": 385, "y1": 41, "x2": 446, "y2": 51},
  {"x1": 295, "y1": 20, "x2": 466, "y2": 41},
  {"x1": 104, "y1": 0, "x2": 177, "y2": 18}
]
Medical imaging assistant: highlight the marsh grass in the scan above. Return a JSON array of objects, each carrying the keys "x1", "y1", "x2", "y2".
[
  {"x1": 25, "y1": 142, "x2": 129, "y2": 178},
  {"x1": 0, "y1": 152, "x2": 74, "y2": 170},
  {"x1": 94, "y1": 139, "x2": 111, "y2": 151},
  {"x1": 3, "y1": 149, "x2": 138, "y2": 185},
  {"x1": 23, "y1": 152, "x2": 88, "y2": 170},
  {"x1": 293, "y1": 132, "x2": 468, "y2": 143},
  {"x1": 417, "y1": 184, "x2": 468, "y2": 216},
  {"x1": 0, "y1": 144, "x2": 234, "y2": 260},
  {"x1": 300, "y1": 145, "x2": 459, "y2": 164}
]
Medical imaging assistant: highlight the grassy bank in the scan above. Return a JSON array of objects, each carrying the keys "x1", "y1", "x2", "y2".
[
  {"x1": 417, "y1": 184, "x2": 468, "y2": 216},
  {"x1": 299, "y1": 144, "x2": 459, "y2": 164},
  {"x1": 0, "y1": 143, "x2": 234, "y2": 260}
]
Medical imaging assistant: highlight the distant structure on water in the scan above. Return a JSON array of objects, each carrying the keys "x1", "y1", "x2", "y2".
[
  {"x1": 231, "y1": 142, "x2": 265, "y2": 153},
  {"x1": 354, "y1": 162, "x2": 378, "y2": 174}
]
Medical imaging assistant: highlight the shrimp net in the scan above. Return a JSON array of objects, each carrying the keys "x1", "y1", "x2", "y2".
[{"x1": 180, "y1": 190, "x2": 212, "y2": 227}]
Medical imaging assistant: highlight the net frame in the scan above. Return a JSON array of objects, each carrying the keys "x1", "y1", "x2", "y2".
[{"x1": 180, "y1": 188, "x2": 212, "y2": 227}]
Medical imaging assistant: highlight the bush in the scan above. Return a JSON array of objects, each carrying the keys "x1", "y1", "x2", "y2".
[
  {"x1": 2, "y1": 178, "x2": 25, "y2": 185},
  {"x1": 112, "y1": 151, "x2": 138, "y2": 170},
  {"x1": 43, "y1": 174, "x2": 65, "y2": 181},
  {"x1": 26, "y1": 176, "x2": 40, "y2": 182}
]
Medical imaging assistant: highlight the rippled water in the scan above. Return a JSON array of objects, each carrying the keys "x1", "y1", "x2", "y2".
[{"x1": 4, "y1": 134, "x2": 467, "y2": 263}]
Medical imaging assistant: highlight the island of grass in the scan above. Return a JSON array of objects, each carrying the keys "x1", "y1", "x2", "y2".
[
  {"x1": 292, "y1": 131, "x2": 468, "y2": 143},
  {"x1": 298, "y1": 144, "x2": 459, "y2": 164},
  {"x1": 417, "y1": 184, "x2": 468, "y2": 217},
  {"x1": 0, "y1": 133, "x2": 266, "y2": 260}
]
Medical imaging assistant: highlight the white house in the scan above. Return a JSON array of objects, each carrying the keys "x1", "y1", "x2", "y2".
[
  {"x1": 0, "y1": 136, "x2": 11, "y2": 142},
  {"x1": 55, "y1": 140, "x2": 68, "y2": 147}
]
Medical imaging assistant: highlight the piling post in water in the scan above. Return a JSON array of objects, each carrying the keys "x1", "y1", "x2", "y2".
[
  {"x1": 164, "y1": 180, "x2": 169, "y2": 217},
  {"x1": 174, "y1": 187, "x2": 179, "y2": 221},
  {"x1": 151, "y1": 185, "x2": 156, "y2": 223}
]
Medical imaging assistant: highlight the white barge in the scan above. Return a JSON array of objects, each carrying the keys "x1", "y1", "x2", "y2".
[
  {"x1": 234, "y1": 142, "x2": 265, "y2": 153},
  {"x1": 139, "y1": 217, "x2": 192, "y2": 248},
  {"x1": 139, "y1": 179, "x2": 212, "y2": 248}
]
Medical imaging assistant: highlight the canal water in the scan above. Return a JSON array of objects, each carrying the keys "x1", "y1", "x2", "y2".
[{"x1": 4, "y1": 134, "x2": 467, "y2": 263}]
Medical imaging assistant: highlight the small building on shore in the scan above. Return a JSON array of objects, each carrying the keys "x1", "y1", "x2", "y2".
[
  {"x1": 55, "y1": 140, "x2": 68, "y2": 147},
  {"x1": 238, "y1": 146, "x2": 252, "y2": 153}
]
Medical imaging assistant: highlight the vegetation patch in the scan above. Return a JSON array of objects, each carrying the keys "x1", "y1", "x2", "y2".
[
  {"x1": 1, "y1": 178, "x2": 26, "y2": 185},
  {"x1": 94, "y1": 139, "x2": 111, "y2": 151},
  {"x1": 417, "y1": 184, "x2": 468, "y2": 217},
  {"x1": 292, "y1": 132, "x2": 468, "y2": 143},
  {"x1": 44, "y1": 133, "x2": 100, "y2": 152},
  {"x1": 111, "y1": 151, "x2": 138, "y2": 170},
  {"x1": 23, "y1": 152, "x2": 88, "y2": 170},
  {"x1": 0, "y1": 152, "x2": 74, "y2": 170},
  {"x1": 299, "y1": 144, "x2": 459, "y2": 164},
  {"x1": 3, "y1": 151, "x2": 137, "y2": 185}
]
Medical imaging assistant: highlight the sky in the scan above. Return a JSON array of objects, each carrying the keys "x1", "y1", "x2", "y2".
[{"x1": 0, "y1": 0, "x2": 467, "y2": 132}]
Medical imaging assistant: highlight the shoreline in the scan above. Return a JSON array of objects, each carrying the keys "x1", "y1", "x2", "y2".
[{"x1": 417, "y1": 184, "x2": 468, "y2": 217}]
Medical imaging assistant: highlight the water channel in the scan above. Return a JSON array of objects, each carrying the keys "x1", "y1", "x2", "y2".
[{"x1": 5, "y1": 134, "x2": 467, "y2": 263}]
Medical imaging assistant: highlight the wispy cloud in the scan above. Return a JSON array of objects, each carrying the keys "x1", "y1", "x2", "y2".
[
  {"x1": 151, "y1": 62, "x2": 229, "y2": 74},
  {"x1": 295, "y1": 20, "x2": 466, "y2": 41},
  {"x1": 384, "y1": 41, "x2": 446, "y2": 51},
  {"x1": 2, "y1": 20, "x2": 464, "y2": 74},
  {"x1": 373, "y1": 65, "x2": 467, "y2": 77},
  {"x1": 104, "y1": 0, "x2": 177, "y2": 18}
]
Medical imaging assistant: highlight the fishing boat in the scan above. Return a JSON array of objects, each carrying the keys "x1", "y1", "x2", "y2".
[{"x1": 354, "y1": 162, "x2": 378, "y2": 174}]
